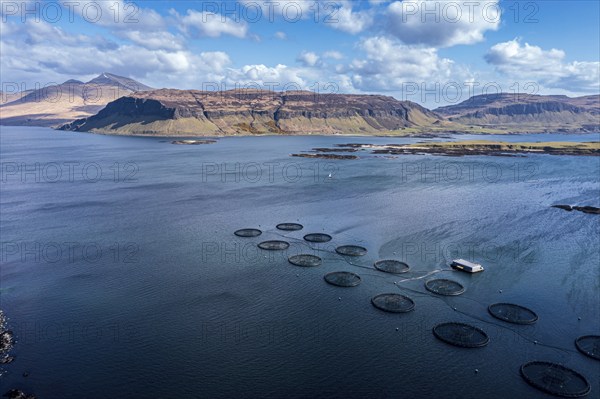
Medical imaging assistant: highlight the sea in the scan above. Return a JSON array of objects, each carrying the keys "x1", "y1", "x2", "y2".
[{"x1": 1, "y1": 126, "x2": 599, "y2": 398}]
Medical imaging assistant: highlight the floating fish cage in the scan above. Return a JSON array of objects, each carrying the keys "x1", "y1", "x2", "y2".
[
  {"x1": 371, "y1": 293, "x2": 415, "y2": 313},
  {"x1": 257, "y1": 240, "x2": 290, "y2": 250},
  {"x1": 234, "y1": 228, "x2": 262, "y2": 237},
  {"x1": 520, "y1": 361, "x2": 591, "y2": 398},
  {"x1": 324, "y1": 271, "x2": 361, "y2": 287},
  {"x1": 276, "y1": 223, "x2": 304, "y2": 231},
  {"x1": 374, "y1": 260, "x2": 409, "y2": 274},
  {"x1": 288, "y1": 254, "x2": 322, "y2": 267},
  {"x1": 488, "y1": 303, "x2": 538, "y2": 325},
  {"x1": 336, "y1": 245, "x2": 368, "y2": 257},
  {"x1": 425, "y1": 279, "x2": 465, "y2": 296},
  {"x1": 303, "y1": 233, "x2": 332, "y2": 243},
  {"x1": 433, "y1": 322, "x2": 489, "y2": 348},
  {"x1": 575, "y1": 335, "x2": 600, "y2": 360}
]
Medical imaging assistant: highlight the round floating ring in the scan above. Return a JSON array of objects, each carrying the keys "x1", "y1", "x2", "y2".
[
  {"x1": 234, "y1": 228, "x2": 262, "y2": 237},
  {"x1": 324, "y1": 271, "x2": 361, "y2": 287},
  {"x1": 488, "y1": 303, "x2": 538, "y2": 325},
  {"x1": 575, "y1": 335, "x2": 600, "y2": 360},
  {"x1": 374, "y1": 260, "x2": 409, "y2": 274},
  {"x1": 425, "y1": 279, "x2": 465, "y2": 296},
  {"x1": 257, "y1": 240, "x2": 290, "y2": 250},
  {"x1": 336, "y1": 245, "x2": 368, "y2": 257},
  {"x1": 288, "y1": 254, "x2": 322, "y2": 267},
  {"x1": 303, "y1": 233, "x2": 332, "y2": 243},
  {"x1": 432, "y1": 322, "x2": 489, "y2": 348},
  {"x1": 520, "y1": 361, "x2": 591, "y2": 398},
  {"x1": 276, "y1": 223, "x2": 304, "y2": 231},
  {"x1": 371, "y1": 293, "x2": 415, "y2": 313}
]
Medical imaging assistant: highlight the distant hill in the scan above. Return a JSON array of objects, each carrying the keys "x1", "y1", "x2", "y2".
[
  {"x1": 435, "y1": 93, "x2": 600, "y2": 133},
  {"x1": 0, "y1": 73, "x2": 153, "y2": 127},
  {"x1": 59, "y1": 89, "x2": 440, "y2": 135}
]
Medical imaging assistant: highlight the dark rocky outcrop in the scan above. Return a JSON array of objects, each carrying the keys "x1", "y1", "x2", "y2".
[
  {"x1": 291, "y1": 153, "x2": 359, "y2": 160},
  {"x1": 3, "y1": 389, "x2": 36, "y2": 399},
  {"x1": 301, "y1": 141, "x2": 599, "y2": 158},
  {"x1": 552, "y1": 205, "x2": 573, "y2": 211},
  {"x1": 573, "y1": 206, "x2": 600, "y2": 214},
  {"x1": 552, "y1": 205, "x2": 600, "y2": 214}
]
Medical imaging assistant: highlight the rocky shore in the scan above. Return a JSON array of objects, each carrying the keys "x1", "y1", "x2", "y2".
[
  {"x1": 1, "y1": 310, "x2": 36, "y2": 399},
  {"x1": 552, "y1": 205, "x2": 600, "y2": 214},
  {"x1": 293, "y1": 140, "x2": 600, "y2": 158},
  {"x1": 171, "y1": 139, "x2": 217, "y2": 145}
]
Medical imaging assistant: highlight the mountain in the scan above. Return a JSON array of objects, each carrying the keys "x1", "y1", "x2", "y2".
[
  {"x1": 435, "y1": 93, "x2": 600, "y2": 133},
  {"x1": 86, "y1": 73, "x2": 153, "y2": 92},
  {"x1": 0, "y1": 73, "x2": 153, "y2": 127},
  {"x1": 59, "y1": 89, "x2": 440, "y2": 135},
  {"x1": 5, "y1": 79, "x2": 599, "y2": 135}
]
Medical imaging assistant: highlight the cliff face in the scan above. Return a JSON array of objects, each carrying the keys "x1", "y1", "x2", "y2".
[
  {"x1": 60, "y1": 89, "x2": 440, "y2": 135},
  {"x1": 434, "y1": 94, "x2": 600, "y2": 131}
]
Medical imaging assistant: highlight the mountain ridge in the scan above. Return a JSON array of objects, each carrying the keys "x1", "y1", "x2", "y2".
[
  {"x1": 434, "y1": 93, "x2": 599, "y2": 132},
  {"x1": 0, "y1": 73, "x2": 153, "y2": 127},
  {"x1": 60, "y1": 88, "x2": 440, "y2": 135},
  {"x1": 2, "y1": 73, "x2": 599, "y2": 134}
]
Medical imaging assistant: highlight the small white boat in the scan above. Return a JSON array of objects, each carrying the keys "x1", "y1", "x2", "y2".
[{"x1": 451, "y1": 259, "x2": 484, "y2": 273}]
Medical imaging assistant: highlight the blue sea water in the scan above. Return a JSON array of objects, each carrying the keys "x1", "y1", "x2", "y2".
[{"x1": 1, "y1": 127, "x2": 599, "y2": 398}]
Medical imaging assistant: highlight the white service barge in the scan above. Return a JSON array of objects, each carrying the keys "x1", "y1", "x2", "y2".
[{"x1": 451, "y1": 259, "x2": 484, "y2": 273}]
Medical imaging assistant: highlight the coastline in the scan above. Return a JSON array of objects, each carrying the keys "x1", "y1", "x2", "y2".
[{"x1": 8, "y1": 124, "x2": 596, "y2": 140}]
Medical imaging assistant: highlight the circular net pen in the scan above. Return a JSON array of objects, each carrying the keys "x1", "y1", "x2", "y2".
[
  {"x1": 257, "y1": 240, "x2": 290, "y2": 250},
  {"x1": 488, "y1": 303, "x2": 538, "y2": 325},
  {"x1": 234, "y1": 228, "x2": 262, "y2": 237},
  {"x1": 520, "y1": 361, "x2": 591, "y2": 398},
  {"x1": 288, "y1": 254, "x2": 322, "y2": 267},
  {"x1": 374, "y1": 260, "x2": 409, "y2": 274},
  {"x1": 433, "y1": 322, "x2": 489, "y2": 348},
  {"x1": 371, "y1": 293, "x2": 415, "y2": 313},
  {"x1": 276, "y1": 223, "x2": 304, "y2": 231},
  {"x1": 425, "y1": 279, "x2": 465, "y2": 296},
  {"x1": 336, "y1": 245, "x2": 368, "y2": 257},
  {"x1": 575, "y1": 335, "x2": 600, "y2": 360},
  {"x1": 324, "y1": 271, "x2": 361, "y2": 287},
  {"x1": 303, "y1": 233, "x2": 332, "y2": 243}
]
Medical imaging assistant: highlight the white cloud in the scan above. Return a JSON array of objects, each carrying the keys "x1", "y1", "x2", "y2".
[
  {"x1": 385, "y1": 0, "x2": 500, "y2": 47},
  {"x1": 239, "y1": 0, "x2": 316, "y2": 20},
  {"x1": 486, "y1": 40, "x2": 600, "y2": 92},
  {"x1": 296, "y1": 51, "x2": 320, "y2": 67},
  {"x1": 120, "y1": 30, "x2": 184, "y2": 51},
  {"x1": 0, "y1": 18, "x2": 231, "y2": 88},
  {"x1": 59, "y1": 0, "x2": 166, "y2": 30},
  {"x1": 328, "y1": 2, "x2": 374, "y2": 34},
  {"x1": 347, "y1": 36, "x2": 455, "y2": 91},
  {"x1": 323, "y1": 51, "x2": 344, "y2": 60},
  {"x1": 54, "y1": 1, "x2": 181, "y2": 52},
  {"x1": 274, "y1": 31, "x2": 287, "y2": 40},
  {"x1": 176, "y1": 9, "x2": 248, "y2": 38},
  {"x1": 224, "y1": 64, "x2": 319, "y2": 91}
]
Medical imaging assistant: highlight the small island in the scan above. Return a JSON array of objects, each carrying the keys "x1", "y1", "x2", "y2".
[
  {"x1": 384, "y1": 140, "x2": 600, "y2": 156},
  {"x1": 171, "y1": 139, "x2": 217, "y2": 145},
  {"x1": 294, "y1": 141, "x2": 600, "y2": 158},
  {"x1": 552, "y1": 205, "x2": 600, "y2": 214}
]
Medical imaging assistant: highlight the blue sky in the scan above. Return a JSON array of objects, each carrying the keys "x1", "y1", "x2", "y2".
[{"x1": 1, "y1": 0, "x2": 599, "y2": 107}]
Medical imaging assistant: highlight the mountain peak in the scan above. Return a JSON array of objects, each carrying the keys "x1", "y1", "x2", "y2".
[
  {"x1": 63, "y1": 79, "x2": 84, "y2": 85},
  {"x1": 86, "y1": 73, "x2": 153, "y2": 92}
]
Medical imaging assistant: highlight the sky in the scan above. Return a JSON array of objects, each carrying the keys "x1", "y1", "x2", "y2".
[{"x1": 1, "y1": 0, "x2": 599, "y2": 107}]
